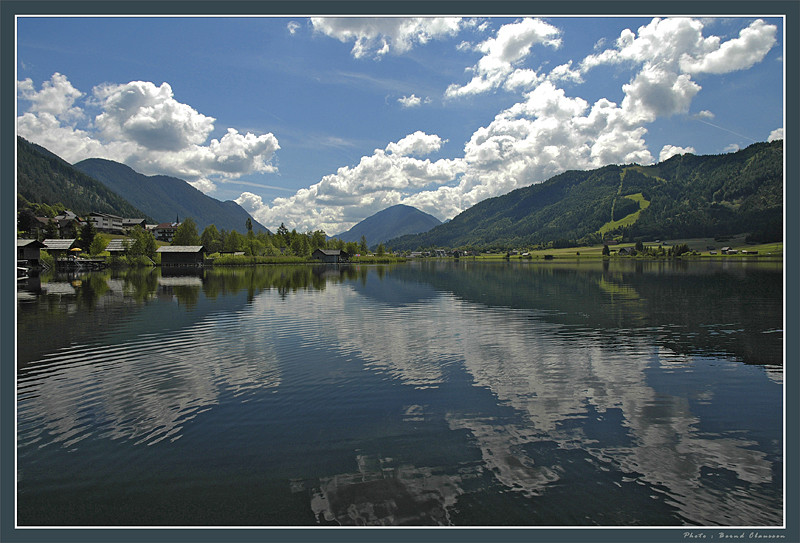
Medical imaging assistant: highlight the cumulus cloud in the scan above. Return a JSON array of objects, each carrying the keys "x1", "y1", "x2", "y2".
[
  {"x1": 581, "y1": 18, "x2": 777, "y2": 124},
  {"x1": 768, "y1": 127, "x2": 783, "y2": 142},
  {"x1": 397, "y1": 94, "x2": 431, "y2": 108},
  {"x1": 287, "y1": 21, "x2": 301, "y2": 35},
  {"x1": 679, "y1": 19, "x2": 777, "y2": 74},
  {"x1": 17, "y1": 72, "x2": 84, "y2": 122},
  {"x1": 236, "y1": 132, "x2": 466, "y2": 232},
  {"x1": 17, "y1": 74, "x2": 280, "y2": 193},
  {"x1": 659, "y1": 144, "x2": 696, "y2": 162},
  {"x1": 310, "y1": 17, "x2": 463, "y2": 59},
  {"x1": 446, "y1": 18, "x2": 561, "y2": 97},
  {"x1": 93, "y1": 80, "x2": 215, "y2": 152}
]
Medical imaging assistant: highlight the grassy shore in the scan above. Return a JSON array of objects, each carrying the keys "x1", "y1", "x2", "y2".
[{"x1": 469, "y1": 237, "x2": 783, "y2": 261}]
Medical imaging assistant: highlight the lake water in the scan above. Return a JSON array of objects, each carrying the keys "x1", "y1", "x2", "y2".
[{"x1": 16, "y1": 260, "x2": 784, "y2": 527}]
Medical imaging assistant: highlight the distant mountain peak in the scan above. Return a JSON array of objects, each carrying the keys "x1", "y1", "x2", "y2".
[{"x1": 335, "y1": 204, "x2": 441, "y2": 246}]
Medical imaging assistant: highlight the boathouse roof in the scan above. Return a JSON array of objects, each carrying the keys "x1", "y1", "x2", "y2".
[
  {"x1": 17, "y1": 239, "x2": 46, "y2": 248},
  {"x1": 156, "y1": 245, "x2": 205, "y2": 253},
  {"x1": 105, "y1": 238, "x2": 133, "y2": 252},
  {"x1": 42, "y1": 239, "x2": 77, "y2": 250}
]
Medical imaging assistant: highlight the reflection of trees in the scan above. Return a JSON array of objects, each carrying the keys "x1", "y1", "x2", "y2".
[
  {"x1": 200, "y1": 265, "x2": 387, "y2": 300},
  {"x1": 395, "y1": 261, "x2": 783, "y2": 366},
  {"x1": 121, "y1": 268, "x2": 159, "y2": 303}
]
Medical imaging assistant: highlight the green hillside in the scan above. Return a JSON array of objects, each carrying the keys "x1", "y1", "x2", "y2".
[
  {"x1": 16, "y1": 136, "x2": 149, "y2": 219},
  {"x1": 388, "y1": 140, "x2": 783, "y2": 251},
  {"x1": 74, "y1": 158, "x2": 268, "y2": 233}
]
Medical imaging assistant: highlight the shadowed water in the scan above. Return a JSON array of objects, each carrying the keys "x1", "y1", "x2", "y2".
[{"x1": 16, "y1": 260, "x2": 783, "y2": 526}]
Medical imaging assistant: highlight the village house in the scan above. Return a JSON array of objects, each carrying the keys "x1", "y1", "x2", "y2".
[
  {"x1": 152, "y1": 222, "x2": 181, "y2": 242},
  {"x1": 312, "y1": 248, "x2": 349, "y2": 263},
  {"x1": 52, "y1": 211, "x2": 84, "y2": 238},
  {"x1": 157, "y1": 245, "x2": 205, "y2": 267},
  {"x1": 17, "y1": 239, "x2": 46, "y2": 267},
  {"x1": 122, "y1": 218, "x2": 147, "y2": 230},
  {"x1": 88, "y1": 212, "x2": 125, "y2": 234}
]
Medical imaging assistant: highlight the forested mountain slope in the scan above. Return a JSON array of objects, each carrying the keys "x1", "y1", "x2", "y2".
[
  {"x1": 387, "y1": 140, "x2": 783, "y2": 250},
  {"x1": 17, "y1": 136, "x2": 149, "y2": 219},
  {"x1": 74, "y1": 158, "x2": 267, "y2": 232}
]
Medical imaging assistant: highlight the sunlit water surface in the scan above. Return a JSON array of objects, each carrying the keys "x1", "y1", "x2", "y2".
[{"x1": 16, "y1": 260, "x2": 783, "y2": 526}]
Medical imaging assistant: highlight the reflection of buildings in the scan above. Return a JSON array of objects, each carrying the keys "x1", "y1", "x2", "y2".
[
  {"x1": 18, "y1": 285, "x2": 282, "y2": 450},
  {"x1": 18, "y1": 266, "x2": 782, "y2": 527}
]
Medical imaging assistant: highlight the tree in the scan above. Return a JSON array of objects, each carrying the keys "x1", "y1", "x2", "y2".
[
  {"x1": 172, "y1": 217, "x2": 200, "y2": 245},
  {"x1": 44, "y1": 219, "x2": 59, "y2": 239},
  {"x1": 17, "y1": 208, "x2": 38, "y2": 235},
  {"x1": 223, "y1": 229, "x2": 245, "y2": 252},
  {"x1": 246, "y1": 217, "x2": 253, "y2": 233},
  {"x1": 89, "y1": 235, "x2": 108, "y2": 256},
  {"x1": 201, "y1": 224, "x2": 223, "y2": 254},
  {"x1": 376, "y1": 242, "x2": 385, "y2": 256},
  {"x1": 602, "y1": 244, "x2": 610, "y2": 256},
  {"x1": 79, "y1": 220, "x2": 97, "y2": 251},
  {"x1": 127, "y1": 225, "x2": 157, "y2": 258},
  {"x1": 290, "y1": 233, "x2": 310, "y2": 257},
  {"x1": 359, "y1": 235, "x2": 368, "y2": 255}
]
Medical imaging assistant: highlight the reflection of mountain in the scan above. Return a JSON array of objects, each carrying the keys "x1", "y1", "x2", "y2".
[
  {"x1": 257, "y1": 265, "x2": 781, "y2": 526},
  {"x1": 389, "y1": 261, "x2": 783, "y2": 367},
  {"x1": 17, "y1": 262, "x2": 782, "y2": 526}
]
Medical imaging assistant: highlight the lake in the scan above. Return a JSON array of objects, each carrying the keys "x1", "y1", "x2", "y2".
[{"x1": 16, "y1": 260, "x2": 784, "y2": 527}]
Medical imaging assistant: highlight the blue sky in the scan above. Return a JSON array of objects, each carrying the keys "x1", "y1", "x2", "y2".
[{"x1": 16, "y1": 15, "x2": 784, "y2": 233}]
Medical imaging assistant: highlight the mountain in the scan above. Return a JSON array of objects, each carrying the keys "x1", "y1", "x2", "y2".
[
  {"x1": 335, "y1": 204, "x2": 442, "y2": 247},
  {"x1": 73, "y1": 158, "x2": 267, "y2": 233},
  {"x1": 387, "y1": 140, "x2": 783, "y2": 250},
  {"x1": 17, "y1": 136, "x2": 150, "y2": 219}
]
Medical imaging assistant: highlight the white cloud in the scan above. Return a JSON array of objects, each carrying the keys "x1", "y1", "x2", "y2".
[
  {"x1": 93, "y1": 80, "x2": 215, "y2": 152},
  {"x1": 17, "y1": 74, "x2": 280, "y2": 193},
  {"x1": 581, "y1": 17, "x2": 777, "y2": 125},
  {"x1": 188, "y1": 178, "x2": 217, "y2": 193},
  {"x1": 446, "y1": 18, "x2": 561, "y2": 98},
  {"x1": 236, "y1": 132, "x2": 466, "y2": 232},
  {"x1": 768, "y1": 127, "x2": 783, "y2": 142},
  {"x1": 385, "y1": 131, "x2": 444, "y2": 157},
  {"x1": 17, "y1": 73, "x2": 84, "y2": 122},
  {"x1": 659, "y1": 144, "x2": 696, "y2": 162},
  {"x1": 310, "y1": 17, "x2": 463, "y2": 59},
  {"x1": 287, "y1": 21, "x2": 301, "y2": 35},
  {"x1": 695, "y1": 110, "x2": 715, "y2": 120},
  {"x1": 723, "y1": 143, "x2": 741, "y2": 153},
  {"x1": 547, "y1": 61, "x2": 584, "y2": 84},
  {"x1": 397, "y1": 94, "x2": 431, "y2": 108},
  {"x1": 679, "y1": 19, "x2": 777, "y2": 74}
]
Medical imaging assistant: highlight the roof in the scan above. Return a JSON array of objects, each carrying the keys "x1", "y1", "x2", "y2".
[
  {"x1": 105, "y1": 238, "x2": 133, "y2": 252},
  {"x1": 42, "y1": 238, "x2": 77, "y2": 250},
  {"x1": 313, "y1": 249, "x2": 346, "y2": 256},
  {"x1": 89, "y1": 212, "x2": 123, "y2": 219},
  {"x1": 155, "y1": 222, "x2": 180, "y2": 229},
  {"x1": 156, "y1": 245, "x2": 204, "y2": 253},
  {"x1": 17, "y1": 239, "x2": 46, "y2": 248}
]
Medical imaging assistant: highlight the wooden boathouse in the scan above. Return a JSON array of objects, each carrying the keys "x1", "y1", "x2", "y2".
[{"x1": 157, "y1": 245, "x2": 206, "y2": 267}]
